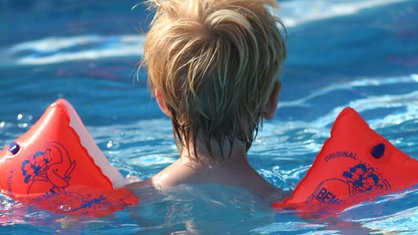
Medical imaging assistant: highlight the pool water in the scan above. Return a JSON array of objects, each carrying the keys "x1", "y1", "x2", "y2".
[{"x1": 1, "y1": 0, "x2": 418, "y2": 234}]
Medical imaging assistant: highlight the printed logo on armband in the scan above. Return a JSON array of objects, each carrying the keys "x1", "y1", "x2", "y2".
[
  {"x1": 313, "y1": 186, "x2": 343, "y2": 205},
  {"x1": 324, "y1": 151, "x2": 357, "y2": 162},
  {"x1": 20, "y1": 141, "x2": 76, "y2": 196},
  {"x1": 306, "y1": 162, "x2": 391, "y2": 207}
]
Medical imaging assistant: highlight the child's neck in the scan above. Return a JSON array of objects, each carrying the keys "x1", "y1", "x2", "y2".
[
  {"x1": 148, "y1": 136, "x2": 289, "y2": 201},
  {"x1": 179, "y1": 136, "x2": 249, "y2": 168}
]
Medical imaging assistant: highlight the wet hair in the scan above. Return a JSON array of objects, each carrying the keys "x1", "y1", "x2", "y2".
[{"x1": 142, "y1": 0, "x2": 287, "y2": 159}]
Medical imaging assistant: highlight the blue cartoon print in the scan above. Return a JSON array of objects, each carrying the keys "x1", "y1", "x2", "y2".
[
  {"x1": 21, "y1": 142, "x2": 76, "y2": 195},
  {"x1": 343, "y1": 163, "x2": 390, "y2": 194},
  {"x1": 306, "y1": 162, "x2": 391, "y2": 208}
]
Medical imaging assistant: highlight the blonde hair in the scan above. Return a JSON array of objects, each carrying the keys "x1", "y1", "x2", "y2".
[{"x1": 142, "y1": 0, "x2": 287, "y2": 159}]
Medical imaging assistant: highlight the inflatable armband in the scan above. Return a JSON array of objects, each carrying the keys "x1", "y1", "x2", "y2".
[
  {"x1": 273, "y1": 107, "x2": 418, "y2": 217},
  {"x1": 0, "y1": 99, "x2": 139, "y2": 217}
]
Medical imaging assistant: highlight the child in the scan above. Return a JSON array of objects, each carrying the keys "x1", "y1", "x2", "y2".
[{"x1": 128, "y1": 0, "x2": 289, "y2": 201}]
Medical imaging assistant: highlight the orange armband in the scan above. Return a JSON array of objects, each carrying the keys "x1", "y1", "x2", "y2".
[
  {"x1": 273, "y1": 107, "x2": 418, "y2": 217},
  {"x1": 0, "y1": 99, "x2": 138, "y2": 217}
]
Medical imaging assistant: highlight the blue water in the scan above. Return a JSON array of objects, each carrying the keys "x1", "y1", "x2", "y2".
[{"x1": 1, "y1": 0, "x2": 418, "y2": 233}]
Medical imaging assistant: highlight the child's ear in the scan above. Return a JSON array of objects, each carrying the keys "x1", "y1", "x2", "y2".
[
  {"x1": 155, "y1": 89, "x2": 172, "y2": 118},
  {"x1": 262, "y1": 81, "x2": 281, "y2": 120}
]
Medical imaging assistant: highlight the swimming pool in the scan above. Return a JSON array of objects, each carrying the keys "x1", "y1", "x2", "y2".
[{"x1": 1, "y1": 0, "x2": 418, "y2": 233}]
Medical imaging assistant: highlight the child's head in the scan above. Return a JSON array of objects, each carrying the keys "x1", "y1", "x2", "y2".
[{"x1": 142, "y1": 0, "x2": 287, "y2": 159}]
